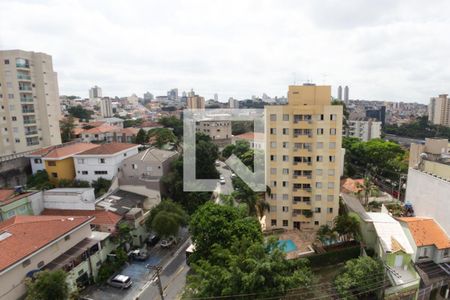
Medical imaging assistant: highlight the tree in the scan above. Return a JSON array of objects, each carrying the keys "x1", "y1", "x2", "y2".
[
  {"x1": 67, "y1": 105, "x2": 94, "y2": 121},
  {"x1": 196, "y1": 134, "x2": 219, "y2": 179},
  {"x1": 221, "y1": 144, "x2": 235, "y2": 159},
  {"x1": 232, "y1": 177, "x2": 269, "y2": 218},
  {"x1": 147, "y1": 128, "x2": 177, "y2": 148},
  {"x1": 116, "y1": 223, "x2": 132, "y2": 245},
  {"x1": 356, "y1": 176, "x2": 376, "y2": 207},
  {"x1": 91, "y1": 177, "x2": 111, "y2": 197},
  {"x1": 189, "y1": 202, "x2": 263, "y2": 261},
  {"x1": 27, "y1": 170, "x2": 54, "y2": 190},
  {"x1": 158, "y1": 116, "x2": 183, "y2": 138},
  {"x1": 334, "y1": 256, "x2": 384, "y2": 300},
  {"x1": 185, "y1": 238, "x2": 313, "y2": 299},
  {"x1": 60, "y1": 116, "x2": 75, "y2": 142},
  {"x1": 233, "y1": 140, "x2": 251, "y2": 158},
  {"x1": 135, "y1": 128, "x2": 147, "y2": 144},
  {"x1": 333, "y1": 213, "x2": 361, "y2": 242},
  {"x1": 231, "y1": 121, "x2": 254, "y2": 135},
  {"x1": 317, "y1": 225, "x2": 338, "y2": 244},
  {"x1": 25, "y1": 269, "x2": 69, "y2": 300},
  {"x1": 146, "y1": 199, "x2": 188, "y2": 237}
]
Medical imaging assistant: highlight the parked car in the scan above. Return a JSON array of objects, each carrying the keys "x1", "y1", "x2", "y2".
[
  {"x1": 220, "y1": 179, "x2": 226, "y2": 185},
  {"x1": 131, "y1": 248, "x2": 150, "y2": 261},
  {"x1": 147, "y1": 234, "x2": 160, "y2": 247},
  {"x1": 107, "y1": 274, "x2": 132, "y2": 289},
  {"x1": 215, "y1": 160, "x2": 221, "y2": 166},
  {"x1": 160, "y1": 236, "x2": 177, "y2": 248},
  {"x1": 219, "y1": 175, "x2": 225, "y2": 180},
  {"x1": 231, "y1": 172, "x2": 236, "y2": 178}
]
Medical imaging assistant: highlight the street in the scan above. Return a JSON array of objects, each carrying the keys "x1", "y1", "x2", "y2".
[{"x1": 214, "y1": 160, "x2": 234, "y2": 203}]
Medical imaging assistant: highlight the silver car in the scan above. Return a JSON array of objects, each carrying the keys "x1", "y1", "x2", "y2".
[{"x1": 107, "y1": 274, "x2": 132, "y2": 289}]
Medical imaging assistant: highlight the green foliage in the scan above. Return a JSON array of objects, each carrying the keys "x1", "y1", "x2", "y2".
[
  {"x1": 221, "y1": 144, "x2": 235, "y2": 159},
  {"x1": 146, "y1": 199, "x2": 188, "y2": 237},
  {"x1": 196, "y1": 134, "x2": 219, "y2": 179},
  {"x1": 334, "y1": 213, "x2": 361, "y2": 242},
  {"x1": 189, "y1": 202, "x2": 263, "y2": 261},
  {"x1": 91, "y1": 177, "x2": 111, "y2": 197},
  {"x1": 231, "y1": 121, "x2": 254, "y2": 135},
  {"x1": 385, "y1": 116, "x2": 450, "y2": 139},
  {"x1": 233, "y1": 140, "x2": 251, "y2": 158},
  {"x1": 317, "y1": 225, "x2": 337, "y2": 243},
  {"x1": 355, "y1": 176, "x2": 377, "y2": 207},
  {"x1": 67, "y1": 105, "x2": 94, "y2": 121},
  {"x1": 158, "y1": 116, "x2": 183, "y2": 138},
  {"x1": 232, "y1": 177, "x2": 269, "y2": 217},
  {"x1": 334, "y1": 256, "x2": 384, "y2": 299},
  {"x1": 27, "y1": 170, "x2": 54, "y2": 190},
  {"x1": 96, "y1": 263, "x2": 115, "y2": 283},
  {"x1": 116, "y1": 223, "x2": 132, "y2": 245},
  {"x1": 123, "y1": 118, "x2": 143, "y2": 128},
  {"x1": 185, "y1": 238, "x2": 313, "y2": 299},
  {"x1": 60, "y1": 116, "x2": 75, "y2": 143},
  {"x1": 147, "y1": 128, "x2": 177, "y2": 148},
  {"x1": 135, "y1": 128, "x2": 147, "y2": 144},
  {"x1": 25, "y1": 269, "x2": 69, "y2": 300},
  {"x1": 307, "y1": 245, "x2": 361, "y2": 268},
  {"x1": 96, "y1": 248, "x2": 129, "y2": 283}
]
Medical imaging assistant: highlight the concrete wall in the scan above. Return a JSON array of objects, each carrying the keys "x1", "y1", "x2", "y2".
[
  {"x1": 0, "y1": 156, "x2": 30, "y2": 188},
  {"x1": 43, "y1": 188, "x2": 96, "y2": 210},
  {"x1": 405, "y1": 168, "x2": 450, "y2": 235}
]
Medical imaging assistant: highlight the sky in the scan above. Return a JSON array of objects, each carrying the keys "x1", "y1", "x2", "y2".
[{"x1": 1, "y1": 0, "x2": 450, "y2": 103}]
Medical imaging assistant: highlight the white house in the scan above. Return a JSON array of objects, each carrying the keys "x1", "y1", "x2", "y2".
[{"x1": 73, "y1": 143, "x2": 139, "y2": 182}]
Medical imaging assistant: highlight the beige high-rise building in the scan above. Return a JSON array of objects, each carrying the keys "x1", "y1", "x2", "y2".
[
  {"x1": 265, "y1": 84, "x2": 343, "y2": 230},
  {"x1": 187, "y1": 94, "x2": 205, "y2": 109},
  {"x1": 0, "y1": 50, "x2": 61, "y2": 156},
  {"x1": 428, "y1": 94, "x2": 450, "y2": 127}
]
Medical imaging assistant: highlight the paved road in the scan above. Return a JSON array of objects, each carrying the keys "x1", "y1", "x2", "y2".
[
  {"x1": 214, "y1": 161, "x2": 234, "y2": 203},
  {"x1": 137, "y1": 240, "x2": 191, "y2": 300}
]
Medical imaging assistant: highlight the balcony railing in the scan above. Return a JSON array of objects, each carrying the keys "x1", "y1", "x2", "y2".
[
  {"x1": 19, "y1": 86, "x2": 32, "y2": 91},
  {"x1": 23, "y1": 119, "x2": 36, "y2": 124},
  {"x1": 26, "y1": 141, "x2": 39, "y2": 146},
  {"x1": 20, "y1": 97, "x2": 33, "y2": 103},
  {"x1": 17, "y1": 74, "x2": 31, "y2": 80},
  {"x1": 16, "y1": 63, "x2": 30, "y2": 68},
  {"x1": 25, "y1": 131, "x2": 38, "y2": 136},
  {"x1": 22, "y1": 109, "x2": 35, "y2": 113}
]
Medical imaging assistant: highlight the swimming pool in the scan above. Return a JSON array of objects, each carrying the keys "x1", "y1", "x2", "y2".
[{"x1": 277, "y1": 239, "x2": 297, "y2": 253}]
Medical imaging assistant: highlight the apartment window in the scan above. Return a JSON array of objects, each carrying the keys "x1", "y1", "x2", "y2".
[
  {"x1": 422, "y1": 248, "x2": 428, "y2": 257},
  {"x1": 316, "y1": 182, "x2": 322, "y2": 189},
  {"x1": 271, "y1": 181, "x2": 277, "y2": 187},
  {"x1": 330, "y1": 128, "x2": 336, "y2": 135},
  {"x1": 15, "y1": 138, "x2": 20, "y2": 143},
  {"x1": 327, "y1": 195, "x2": 334, "y2": 201},
  {"x1": 329, "y1": 142, "x2": 336, "y2": 149},
  {"x1": 132, "y1": 164, "x2": 138, "y2": 169},
  {"x1": 316, "y1": 156, "x2": 323, "y2": 162},
  {"x1": 271, "y1": 194, "x2": 277, "y2": 200},
  {"x1": 328, "y1": 182, "x2": 335, "y2": 189},
  {"x1": 47, "y1": 161, "x2": 56, "y2": 166},
  {"x1": 282, "y1": 206, "x2": 289, "y2": 212},
  {"x1": 123, "y1": 153, "x2": 127, "y2": 157},
  {"x1": 329, "y1": 156, "x2": 335, "y2": 162},
  {"x1": 51, "y1": 172, "x2": 58, "y2": 178},
  {"x1": 99, "y1": 158, "x2": 106, "y2": 164},
  {"x1": 282, "y1": 220, "x2": 288, "y2": 227},
  {"x1": 327, "y1": 208, "x2": 333, "y2": 213},
  {"x1": 271, "y1": 142, "x2": 277, "y2": 148},
  {"x1": 271, "y1": 219, "x2": 277, "y2": 226},
  {"x1": 64, "y1": 235, "x2": 71, "y2": 241},
  {"x1": 270, "y1": 168, "x2": 277, "y2": 175},
  {"x1": 270, "y1": 128, "x2": 276, "y2": 134},
  {"x1": 316, "y1": 169, "x2": 323, "y2": 176},
  {"x1": 282, "y1": 168, "x2": 289, "y2": 175},
  {"x1": 315, "y1": 195, "x2": 322, "y2": 201},
  {"x1": 282, "y1": 194, "x2": 289, "y2": 200},
  {"x1": 4, "y1": 59, "x2": 9, "y2": 64},
  {"x1": 314, "y1": 207, "x2": 321, "y2": 213},
  {"x1": 328, "y1": 169, "x2": 335, "y2": 176},
  {"x1": 270, "y1": 155, "x2": 276, "y2": 161},
  {"x1": 270, "y1": 206, "x2": 277, "y2": 212},
  {"x1": 282, "y1": 181, "x2": 288, "y2": 187},
  {"x1": 317, "y1": 128, "x2": 324, "y2": 135},
  {"x1": 82, "y1": 171, "x2": 88, "y2": 175},
  {"x1": 270, "y1": 114, "x2": 277, "y2": 121},
  {"x1": 330, "y1": 114, "x2": 337, "y2": 121},
  {"x1": 8, "y1": 94, "x2": 14, "y2": 99},
  {"x1": 77, "y1": 159, "x2": 85, "y2": 164},
  {"x1": 34, "y1": 158, "x2": 42, "y2": 164},
  {"x1": 316, "y1": 142, "x2": 323, "y2": 149},
  {"x1": 11, "y1": 116, "x2": 17, "y2": 121},
  {"x1": 94, "y1": 171, "x2": 108, "y2": 175},
  {"x1": 282, "y1": 128, "x2": 289, "y2": 135},
  {"x1": 283, "y1": 114, "x2": 289, "y2": 121},
  {"x1": 22, "y1": 259, "x2": 31, "y2": 268},
  {"x1": 282, "y1": 142, "x2": 289, "y2": 148},
  {"x1": 315, "y1": 221, "x2": 320, "y2": 225},
  {"x1": 319, "y1": 114, "x2": 324, "y2": 121},
  {"x1": 443, "y1": 249, "x2": 449, "y2": 258},
  {"x1": 282, "y1": 155, "x2": 289, "y2": 162}
]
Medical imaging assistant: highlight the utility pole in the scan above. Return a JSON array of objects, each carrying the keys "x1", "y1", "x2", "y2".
[{"x1": 147, "y1": 265, "x2": 164, "y2": 300}]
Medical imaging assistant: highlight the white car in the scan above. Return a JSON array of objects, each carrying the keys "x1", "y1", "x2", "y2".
[
  {"x1": 220, "y1": 179, "x2": 226, "y2": 185},
  {"x1": 160, "y1": 236, "x2": 177, "y2": 248},
  {"x1": 219, "y1": 175, "x2": 225, "y2": 180},
  {"x1": 107, "y1": 274, "x2": 132, "y2": 289},
  {"x1": 231, "y1": 173, "x2": 236, "y2": 178},
  {"x1": 215, "y1": 160, "x2": 221, "y2": 166}
]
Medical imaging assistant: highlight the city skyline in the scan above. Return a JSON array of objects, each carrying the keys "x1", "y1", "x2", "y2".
[{"x1": 2, "y1": 1, "x2": 450, "y2": 103}]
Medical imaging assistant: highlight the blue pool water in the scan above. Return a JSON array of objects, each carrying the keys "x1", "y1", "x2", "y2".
[{"x1": 277, "y1": 239, "x2": 297, "y2": 253}]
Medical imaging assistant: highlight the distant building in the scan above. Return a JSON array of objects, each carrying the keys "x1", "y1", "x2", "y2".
[
  {"x1": 196, "y1": 120, "x2": 232, "y2": 146},
  {"x1": 89, "y1": 85, "x2": 102, "y2": 100},
  {"x1": 143, "y1": 91, "x2": 154, "y2": 101},
  {"x1": 214, "y1": 93, "x2": 218, "y2": 102},
  {"x1": 0, "y1": 50, "x2": 62, "y2": 155},
  {"x1": 187, "y1": 93, "x2": 205, "y2": 109},
  {"x1": 233, "y1": 132, "x2": 265, "y2": 150},
  {"x1": 100, "y1": 97, "x2": 113, "y2": 117},
  {"x1": 347, "y1": 119, "x2": 381, "y2": 141},
  {"x1": 366, "y1": 106, "x2": 386, "y2": 126},
  {"x1": 0, "y1": 189, "x2": 41, "y2": 222},
  {"x1": 229, "y1": 97, "x2": 239, "y2": 109},
  {"x1": 344, "y1": 85, "x2": 349, "y2": 102},
  {"x1": 429, "y1": 94, "x2": 450, "y2": 127},
  {"x1": 167, "y1": 88, "x2": 178, "y2": 101},
  {"x1": 127, "y1": 94, "x2": 139, "y2": 106},
  {"x1": 337, "y1": 86, "x2": 342, "y2": 100}
]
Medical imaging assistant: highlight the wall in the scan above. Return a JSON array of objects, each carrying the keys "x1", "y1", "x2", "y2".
[
  {"x1": 405, "y1": 168, "x2": 450, "y2": 235},
  {"x1": 0, "y1": 197, "x2": 33, "y2": 222},
  {"x1": 0, "y1": 222, "x2": 91, "y2": 300},
  {"x1": 0, "y1": 156, "x2": 30, "y2": 188},
  {"x1": 28, "y1": 191, "x2": 44, "y2": 215},
  {"x1": 30, "y1": 157, "x2": 45, "y2": 174},
  {"x1": 45, "y1": 158, "x2": 76, "y2": 183},
  {"x1": 43, "y1": 189, "x2": 96, "y2": 210}
]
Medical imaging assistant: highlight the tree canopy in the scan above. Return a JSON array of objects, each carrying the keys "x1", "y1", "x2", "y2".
[
  {"x1": 158, "y1": 116, "x2": 183, "y2": 138},
  {"x1": 60, "y1": 116, "x2": 75, "y2": 143},
  {"x1": 146, "y1": 199, "x2": 188, "y2": 237},
  {"x1": 147, "y1": 127, "x2": 177, "y2": 148},
  {"x1": 134, "y1": 128, "x2": 147, "y2": 144},
  {"x1": 67, "y1": 105, "x2": 94, "y2": 121},
  {"x1": 385, "y1": 116, "x2": 450, "y2": 139},
  {"x1": 25, "y1": 270, "x2": 69, "y2": 300}
]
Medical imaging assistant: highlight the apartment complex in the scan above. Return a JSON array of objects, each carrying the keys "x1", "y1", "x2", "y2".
[
  {"x1": 265, "y1": 84, "x2": 343, "y2": 230},
  {"x1": 347, "y1": 119, "x2": 381, "y2": 141},
  {"x1": 428, "y1": 94, "x2": 450, "y2": 127},
  {"x1": 0, "y1": 50, "x2": 61, "y2": 156},
  {"x1": 187, "y1": 94, "x2": 205, "y2": 109}
]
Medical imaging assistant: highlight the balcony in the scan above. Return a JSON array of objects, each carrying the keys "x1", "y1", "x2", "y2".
[
  {"x1": 16, "y1": 63, "x2": 30, "y2": 69},
  {"x1": 26, "y1": 141, "x2": 39, "y2": 146},
  {"x1": 25, "y1": 130, "x2": 38, "y2": 136},
  {"x1": 19, "y1": 86, "x2": 32, "y2": 91},
  {"x1": 17, "y1": 74, "x2": 31, "y2": 80},
  {"x1": 22, "y1": 109, "x2": 35, "y2": 114},
  {"x1": 20, "y1": 97, "x2": 33, "y2": 103},
  {"x1": 23, "y1": 119, "x2": 36, "y2": 124}
]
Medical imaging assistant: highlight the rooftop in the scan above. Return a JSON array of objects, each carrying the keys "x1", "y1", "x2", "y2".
[
  {"x1": 83, "y1": 123, "x2": 120, "y2": 134},
  {"x1": 234, "y1": 132, "x2": 265, "y2": 141},
  {"x1": 96, "y1": 189, "x2": 148, "y2": 216},
  {"x1": 75, "y1": 143, "x2": 138, "y2": 156},
  {"x1": 28, "y1": 143, "x2": 99, "y2": 160},
  {"x1": 341, "y1": 178, "x2": 365, "y2": 194},
  {"x1": 0, "y1": 190, "x2": 35, "y2": 206},
  {"x1": 0, "y1": 215, "x2": 92, "y2": 272},
  {"x1": 129, "y1": 147, "x2": 178, "y2": 163},
  {"x1": 397, "y1": 217, "x2": 450, "y2": 249},
  {"x1": 42, "y1": 209, "x2": 122, "y2": 226}
]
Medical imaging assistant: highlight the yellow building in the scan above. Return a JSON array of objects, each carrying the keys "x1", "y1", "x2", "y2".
[
  {"x1": 27, "y1": 142, "x2": 99, "y2": 184},
  {"x1": 265, "y1": 84, "x2": 343, "y2": 230}
]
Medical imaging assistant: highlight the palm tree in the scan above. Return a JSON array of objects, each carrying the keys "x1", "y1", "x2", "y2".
[
  {"x1": 317, "y1": 225, "x2": 337, "y2": 244},
  {"x1": 333, "y1": 214, "x2": 361, "y2": 242},
  {"x1": 356, "y1": 176, "x2": 376, "y2": 207}
]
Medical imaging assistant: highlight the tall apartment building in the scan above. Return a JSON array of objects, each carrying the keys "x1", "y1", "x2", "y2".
[
  {"x1": 428, "y1": 94, "x2": 450, "y2": 127},
  {"x1": 337, "y1": 85, "x2": 342, "y2": 100},
  {"x1": 0, "y1": 50, "x2": 61, "y2": 156},
  {"x1": 187, "y1": 93, "x2": 205, "y2": 109},
  {"x1": 89, "y1": 85, "x2": 102, "y2": 100},
  {"x1": 347, "y1": 119, "x2": 381, "y2": 141},
  {"x1": 229, "y1": 97, "x2": 239, "y2": 109},
  {"x1": 265, "y1": 84, "x2": 343, "y2": 230},
  {"x1": 100, "y1": 97, "x2": 113, "y2": 117},
  {"x1": 344, "y1": 85, "x2": 349, "y2": 102}
]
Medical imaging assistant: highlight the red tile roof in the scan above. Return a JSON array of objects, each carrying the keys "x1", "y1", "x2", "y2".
[
  {"x1": 29, "y1": 143, "x2": 99, "y2": 159},
  {"x1": 83, "y1": 123, "x2": 120, "y2": 134},
  {"x1": 0, "y1": 190, "x2": 34, "y2": 206},
  {"x1": 234, "y1": 132, "x2": 265, "y2": 141},
  {"x1": 0, "y1": 215, "x2": 93, "y2": 272},
  {"x1": 41, "y1": 209, "x2": 122, "y2": 226},
  {"x1": 397, "y1": 217, "x2": 450, "y2": 250},
  {"x1": 341, "y1": 178, "x2": 365, "y2": 194},
  {"x1": 75, "y1": 143, "x2": 138, "y2": 155}
]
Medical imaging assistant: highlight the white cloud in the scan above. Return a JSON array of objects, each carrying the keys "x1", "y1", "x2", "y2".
[{"x1": 1, "y1": 0, "x2": 450, "y2": 103}]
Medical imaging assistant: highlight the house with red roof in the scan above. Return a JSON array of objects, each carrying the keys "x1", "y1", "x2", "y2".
[
  {"x1": 232, "y1": 132, "x2": 265, "y2": 150},
  {"x1": 0, "y1": 215, "x2": 114, "y2": 299}
]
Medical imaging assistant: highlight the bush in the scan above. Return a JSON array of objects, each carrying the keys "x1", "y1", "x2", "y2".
[{"x1": 307, "y1": 245, "x2": 360, "y2": 268}]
